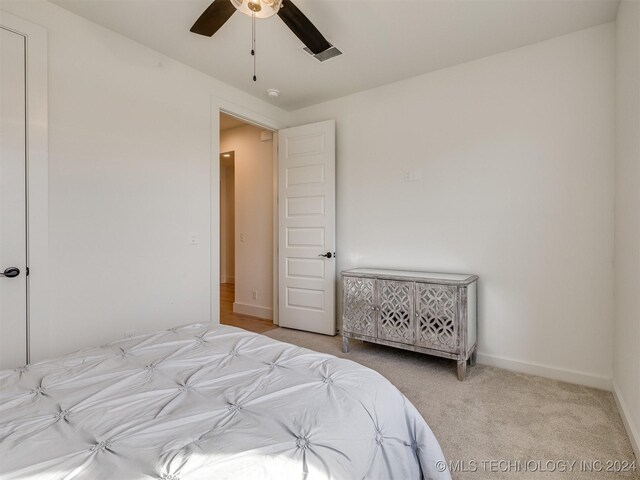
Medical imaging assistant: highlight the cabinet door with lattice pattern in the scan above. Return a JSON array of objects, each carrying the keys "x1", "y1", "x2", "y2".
[
  {"x1": 377, "y1": 280, "x2": 414, "y2": 344},
  {"x1": 415, "y1": 283, "x2": 458, "y2": 353},
  {"x1": 342, "y1": 276, "x2": 376, "y2": 336}
]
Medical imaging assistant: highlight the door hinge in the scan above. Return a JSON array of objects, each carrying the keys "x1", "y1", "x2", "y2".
[{"x1": 26, "y1": 267, "x2": 30, "y2": 276}]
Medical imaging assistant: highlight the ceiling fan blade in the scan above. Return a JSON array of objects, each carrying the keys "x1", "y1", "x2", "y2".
[
  {"x1": 190, "y1": 0, "x2": 237, "y2": 37},
  {"x1": 277, "y1": 0, "x2": 331, "y2": 55}
]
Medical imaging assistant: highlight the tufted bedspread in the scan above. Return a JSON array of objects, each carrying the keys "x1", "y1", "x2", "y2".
[{"x1": 0, "y1": 323, "x2": 451, "y2": 480}]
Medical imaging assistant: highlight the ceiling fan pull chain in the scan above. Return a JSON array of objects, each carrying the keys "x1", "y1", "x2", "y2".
[{"x1": 251, "y1": 12, "x2": 257, "y2": 81}]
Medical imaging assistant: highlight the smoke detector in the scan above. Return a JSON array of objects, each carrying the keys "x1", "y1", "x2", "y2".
[{"x1": 266, "y1": 89, "x2": 280, "y2": 98}]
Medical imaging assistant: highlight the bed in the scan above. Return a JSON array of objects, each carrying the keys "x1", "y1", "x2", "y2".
[{"x1": 0, "y1": 323, "x2": 451, "y2": 479}]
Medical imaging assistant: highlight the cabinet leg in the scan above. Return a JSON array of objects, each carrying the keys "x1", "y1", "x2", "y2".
[
  {"x1": 469, "y1": 350, "x2": 477, "y2": 366},
  {"x1": 457, "y1": 360, "x2": 467, "y2": 381},
  {"x1": 342, "y1": 336, "x2": 350, "y2": 353}
]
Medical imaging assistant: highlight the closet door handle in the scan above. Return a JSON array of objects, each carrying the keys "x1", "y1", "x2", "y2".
[
  {"x1": 318, "y1": 252, "x2": 333, "y2": 259},
  {"x1": 0, "y1": 267, "x2": 20, "y2": 278}
]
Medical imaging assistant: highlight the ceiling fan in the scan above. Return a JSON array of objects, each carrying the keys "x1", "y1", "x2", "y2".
[{"x1": 190, "y1": 0, "x2": 334, "y2": 81}]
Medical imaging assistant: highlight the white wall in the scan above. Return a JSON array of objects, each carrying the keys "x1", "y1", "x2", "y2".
[
  {"x1": 291, "y1": 24, "x2": 616, "y2": 388},
  {"x1": 613, "y1": 0, "x2": 640, "y2": 459},
  {"x1": 220, "y1": 125, "x2": 274, "y2": 319},
  {"x1": 0, "y1": 0, "x2": 287, "y2": 360}
]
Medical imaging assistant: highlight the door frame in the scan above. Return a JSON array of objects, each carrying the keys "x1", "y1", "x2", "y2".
[
  {"x1": 210, "y1": 97, "x2": 284, "y2": 325},
  {"x1": 0, "y1": 12, "x2": 48, "y2": 364}
]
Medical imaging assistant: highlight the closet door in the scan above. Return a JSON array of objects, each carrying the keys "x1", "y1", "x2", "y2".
[
  {"x1": 377, "y1": 280, "x2": 413, "y2": 344},
  {"x1": 342, "y1": 276, "x2": 376, "y2": 337},
  {"x1": 415, "y1": 283, "x2": 458, "y2": 353},
  {"x1": 0, "y1": 27, "x2": 28, "y2": 369}
]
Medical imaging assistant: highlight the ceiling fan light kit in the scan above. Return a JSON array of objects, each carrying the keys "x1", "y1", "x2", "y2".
[
  {"x1": 231, "y1": 0, "x2": 282, "y2": 19},
  {"x1": 191, "y1": 0, "x2": 336, "y2": 83}
]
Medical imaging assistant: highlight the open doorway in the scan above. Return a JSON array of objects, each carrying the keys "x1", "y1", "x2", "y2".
[
  {"x1": 219, "y1": 112, "x2": 277, "y2": 334},
  {"x1": 219, "y1": 150, "x2": 235, "y2": 284}
]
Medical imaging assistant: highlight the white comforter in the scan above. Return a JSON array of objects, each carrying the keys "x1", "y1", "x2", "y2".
[{"x1": 0, "y1": 324, "x2": 450, "y2": 480}]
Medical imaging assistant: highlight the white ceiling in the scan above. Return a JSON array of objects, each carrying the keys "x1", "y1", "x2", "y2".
[{"x1": 51, "y1": 0, "x2": 619, "y2": 111}]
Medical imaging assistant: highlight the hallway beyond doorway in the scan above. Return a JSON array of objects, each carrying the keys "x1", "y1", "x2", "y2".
[{"x1": 220, "y1": 283, "x2": 276, "y2": 334}]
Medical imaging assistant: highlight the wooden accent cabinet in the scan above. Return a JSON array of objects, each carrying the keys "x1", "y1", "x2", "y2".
[{"x1": 341, "y1": 268, "x2": 478, "y2": 380}]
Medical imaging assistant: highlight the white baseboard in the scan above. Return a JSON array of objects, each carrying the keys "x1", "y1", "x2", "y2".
[
  {"x1": 233, "y1": 302, "x2": 272, "y2": 320},
  {"x1": 476, "y1": 352, "x2": 612, "y2": 391},
  {"x1": 612, "y1": 380, "x2": 640, "y2": 461}
]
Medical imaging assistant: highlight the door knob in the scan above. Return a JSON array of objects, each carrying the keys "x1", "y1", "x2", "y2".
[
  {"x1": 318, "y1": 252, "x2": 333, "y2": 259},
  {"x1": 0, "y1": 267, "x2": 20, "y2": 278}
]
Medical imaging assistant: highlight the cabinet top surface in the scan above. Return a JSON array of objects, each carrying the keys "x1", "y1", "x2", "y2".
[{"x1": 342, "y1": 268, "x2": 478, "y2": 285}]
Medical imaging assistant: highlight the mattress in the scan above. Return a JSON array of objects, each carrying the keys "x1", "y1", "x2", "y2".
[{"x1": 0, "y1": 323, "x2": 451, "y2": 480}]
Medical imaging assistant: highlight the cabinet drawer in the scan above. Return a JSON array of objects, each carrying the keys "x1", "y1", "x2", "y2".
[
  {"x1": 377, "y1": 280, "x2": 414, "y2": 345},
  {"x1": 342, "y1": 276, "x2": 376, "y2": 337},
  {"x1": 414, "y1": 283, "x2": 458, "y2": 353}
]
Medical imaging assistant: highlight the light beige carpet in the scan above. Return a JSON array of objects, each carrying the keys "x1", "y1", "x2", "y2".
[{"x1": 265, "y1": 327, "x2": 638, "y2": 480}]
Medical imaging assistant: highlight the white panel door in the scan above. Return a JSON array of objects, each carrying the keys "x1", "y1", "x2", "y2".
[
  {"x1": 0, "y1": 28, "x2": 28, "y2": 369},
  {"x1": 278, "y1": 120, "x2": 335, "y2": 334}
]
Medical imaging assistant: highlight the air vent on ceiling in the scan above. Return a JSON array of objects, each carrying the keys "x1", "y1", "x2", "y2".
[{"x1": 303, "y1": 45, "x2": 342, "y2": 62}]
